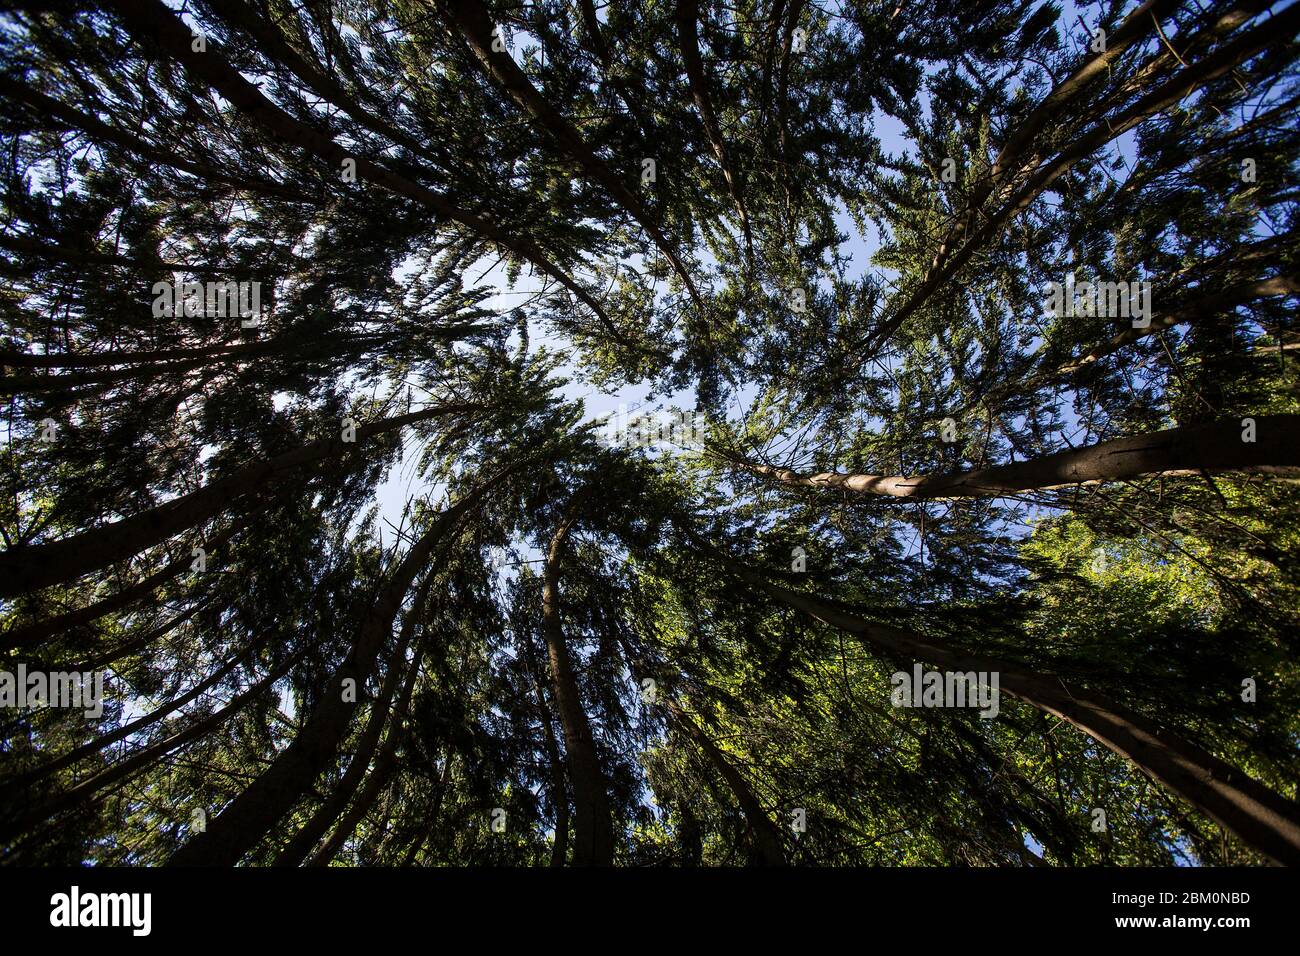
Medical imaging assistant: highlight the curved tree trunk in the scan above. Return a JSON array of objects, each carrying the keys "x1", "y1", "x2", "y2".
[
  {"x1": 669, "y1": 702, "x2": 785, "y2": 865},
  {"x1": 576, "y1": 0, "x2": 609, "y2": 63},
  {"x1": 756, "y1": 0, "x2": 787, "y2": 124},
  {"x1": 302, "y1": 656, "x2": 421, "y2": 867},
  {"x1": 716, "y1": 551, "x2": 1300, "y2": 865},
  {"x1": 398, "y1": 750, "x2": 455, "y2": 866},
  {"x1": 731, "y1": 415, "x2": 1300, "y2": 499},
  {"x1": 541, "y1": 498, "x2": 615, "y2": 865},
  {"x1": 272, "y1": 611, "x2": 424, "y2": 867},
  {"x1": 1, "y1": 514, "x2": 254, "y2": 651},
  {"x1": 533, "y1": 664, "x2": 570, "y2": 867},
  {"x1": 773, "y1": 0, "x2": 805, "y2": 219},
  {"x1": 520, "y1": 633, "x2": 571, "y2": 866},
  {"x1": 166, "y1": 465, "x2": 514, "y2": 865},
  {"x1": 306, "y1": 736, "x2": 403, "y2": 866}
]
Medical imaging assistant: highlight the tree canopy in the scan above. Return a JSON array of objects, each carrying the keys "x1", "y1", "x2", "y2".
[{"x1": 2, "y1": 0, "x2": 1298, "y2": 867}]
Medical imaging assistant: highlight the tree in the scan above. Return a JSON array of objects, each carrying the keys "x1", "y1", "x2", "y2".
[{"x1": 3, "y1": 0, "x2": 1299, "y2": 868}]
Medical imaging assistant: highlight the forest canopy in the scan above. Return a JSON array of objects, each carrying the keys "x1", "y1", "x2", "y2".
[{"x1": 1, "y1": 0, "x2": 1299, "y2": 867}]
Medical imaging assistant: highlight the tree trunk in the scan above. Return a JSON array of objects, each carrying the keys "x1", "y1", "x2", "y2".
[
  {"x1": 398, "y1": 750, "x2": 455, "y2": 866},
  {"x1": 669, "y1": 702, "x2": 785, "y2": 865},
  {"x1": 167, "y1": 465, "x2": 515, "y2": 865},
  {"x1": 576, "y1": 0, "x2": 608, "y2": 63},
  {"x1": 306, "y1": 735, "x2": 403, "y2": 866},
  {"x1": 731, "y1": 415, "x2": 1300, "y2": 499},
  {"x1": 718, "y1": 553, "x2": 1300, "y2": 865},
  {"x1": 756, "y1": 0, "x2": 786, "y2": 125},
  {"x1": 272, "y1": 606, "x2": 424, "y2": 867},
  {"x1": 527, "y1": 643, "x2": 570, "y2": 866},
  {"x1": 0, "y1": 517, "x2": 246, "y2": 651},
  {"x1": 541, "y1": 498, "x2": 615, "y2": 865}
]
